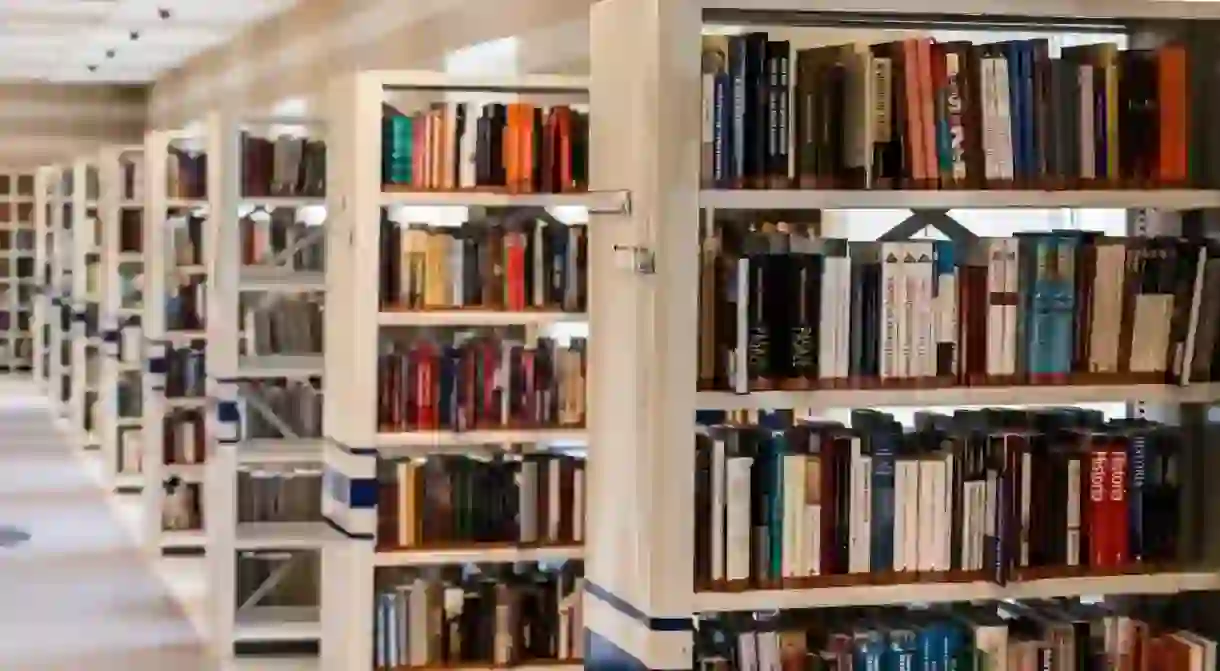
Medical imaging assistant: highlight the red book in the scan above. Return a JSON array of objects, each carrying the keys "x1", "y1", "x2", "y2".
[
  {"x1": 506, "y1": 231, "x2": 526, "y2": 310},
  {"x1": 1087, "y1": 445, "x2": 1109, "y2": 569},
  {"x1": 415, "y1": 346, "x2": 438, "y2": 431},
  {"x1": 1108, "y1": 445, "x2": 1129, "y2": 565}
]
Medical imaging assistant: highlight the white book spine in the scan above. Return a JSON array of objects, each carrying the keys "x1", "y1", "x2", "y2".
[
  {"x1": 939, "y1": 454, "x2": 954, "y2": 571},
  {"x1": 733, "y1": 259, "x2": 749, "y2": 393},
  {"x1": 903, "y1": 461, "x2": 920, "y2": 571},
  {"x1": 849, "y1": 440, "x2": 872, "y2": 574},
  {"x1": 1020, "y1": 449, "x2": 1032, "y2": 567},
  {"x1": 1179, "y1": 247, "x2": 1208, "y2": 383},
  {"x1": 1003, "y1": 238, "x2": 1020, "y2": 376},
  {"x1": 710, "y1": 437, "x2": 727, "y2": 581},
  {"x1": 805, "y1": 504, "x2": 821, "y2": 576},
  {"x1": 1066, "y1": 457, "x2": 1082, "y2": 566},
  {"x1": 1080, "y1": 66, "x2": 1096, "y2": 180},
  {"x1": 961, "y1": 479, "x2": 976, "y2": 571},
  {"x1": 460, "y1": 104, "x2": 479, "y2": 189},
  {"x1": 893, "y1": 459, "x2": 909, "y2": 572},
  {"x1": 916, "y1": 459, "x2": 935, "y2": 572},
  {"x1": 986, "y1": 239, "x2": 1005, "y2": 377},
  {"x1": 993, "y1": 57, "x2": 1015, "y2": 179},
  {"x1": 820, "y1": 250, "x2": 838, "y2": 382},
  {"x1": 981, "y1": 58, "x2": 999, "y2": 180},
  {"x1": 833, "y1": 252, "x2": 852, "y2": 378},
  {"x1": 782, "y1": 454, "x2": 805, "y2": 578},
  {"x1": 881, "y1": 243, "x2": 901, "y2": 379},
  {"x1": 915, "y1": 243, "x2": 935, "y2": 377},
  {"x1": 725, "y1": 456, "x2": 753, "y2": 581}
]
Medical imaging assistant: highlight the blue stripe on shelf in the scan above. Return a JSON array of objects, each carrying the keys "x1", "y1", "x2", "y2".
[
  {"x1": 584, "y1": 581, "x2": 694, "y2": 632},
  {"x1": 216, "y1": 400, "x2": 241, "y2": 423},
  {"x1": 322, "y1": 514, "x2": 375, "y2": 540},
  {"x1": 323, "y1": 467, "x2": 378, "y2": 509},
  {"x1": 585, "y1": 629, "x2": 689, "y2": 671}
]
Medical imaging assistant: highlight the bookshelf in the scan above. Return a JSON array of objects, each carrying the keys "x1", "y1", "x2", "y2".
[
  {"x1": 584, "y1": 0, "x2": 1220, "y2": 668},
  {"x1": 98, "y1": 145, "x2": 146, "y2": 493},
  {"x1": 320, "y1": 70, "x2": 615, "y2": 671},
  {"x1": 33, "y1": 167, "x2": 52, "y2": 389},
  {"x1": 0, "y1": 169, "x2": 36, "y2": 374},
  {"x1": 47, "y1": 165, "x2": 74, "y2": 424},
  {"x1": 68, "y1": 158, "x2": 101, "y2": 449},
  {"x1": 199, "y1": 112, "x2": 333, "y2": 657},
  {"x1": 142, "y1": 127, "x2": 211, "y2": 555}
]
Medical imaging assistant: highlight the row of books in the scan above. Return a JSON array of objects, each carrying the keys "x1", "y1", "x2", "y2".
[
  {"x1": 0, "y1": 174, "x2": 35, "y2": 197},
  {"x1": 237, "y1": 468, "x2": 323, "y2": 524},
  {"x1": 243, "y1": 381, "x2": 322, "y2": 440},
  {"x1": 696, "y1": 601, "x2": 1217, "y2": 671},
  {"x1": 380, "y1": 219, "x2": 588, "y2": 313},
  {"x1": 163, "y1": 481, "x2": 202, "y2": 531},
  {"x1": 240, "y1": 296, "x2": 323, "y2": 356},
  {"x1": 171, "y1": 216, "x2": 204, "y2": 266},
  {"x1": 242, "y1": 210, "x2": 325, "y2": 270},
  {"x1": 163, "y1": 409, "x2": 205, "y2": 465},
  {"x1": 373, "y1": 564, "x2": 584, "y2": 669},
  {"x1": 168, "y1": 149, "x2": 207, "y2": 200},
  {"x1": 164, "y1": 345, "x2": 205, "y2": 398},
  {"x1": 380, "y1": 453, "x2": 585, "y2": 550},
  {"x1": 694, "y1": 409, "x2": 1189, "y2": 588},
  {"x1": 240, "y1": 134, "x2": 326, "y2": 198},
  {"x1": 381, "y1": 103, "x2": 589, "y2": 193},
  {"x1": 167, "y1": 279, "x2": 206, "y2": 332},
  {"x1": 698, "y1": 226, "x2": 1220, "y2": 391},
  {"x1": 377, "y1": 336, "x2": 587, "y2": 433},
  {"x1": 701, "y1": 34, "x2": 1190, "y2": 190}
]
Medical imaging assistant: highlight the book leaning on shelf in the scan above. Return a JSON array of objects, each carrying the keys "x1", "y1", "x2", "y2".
[
  {"x1": 698, "y1": 224, "x2": 1220, "y2": 391},
  {"x1": 377, "y1": 335, "x2": 586, "y2": 433},
  {"x1": 380, "y1": 217, "x2": 588, "y2": 312},
  {"x1": 697, "y1": 600, "x2": 1217, "y2": 670},
  {"x1": 374, "y1": 563, "x2": 584, "y2": 670},
  {"x1": 694, "y1": 409, "x2": 1192, "y2": 589},
  {"x1": 701, "y1": 35, "x2": 1191, "y2": 189},
  {"x1": 381, "y1": 102, "x2": 589, "y2": 193},
  {"x1": 379, "y1": 452, "x2": 585, "y2": 550}
]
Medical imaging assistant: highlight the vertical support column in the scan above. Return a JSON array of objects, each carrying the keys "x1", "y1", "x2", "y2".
[
  {"x1": 208, "y1": 380, "x2": 242, "y2": 658},
  {"x1": 588, "y1": 0, "x2": 701, "y2": 668},
  {"x1": 319, "y1": 71, "x2": 383, "y2": 671},
  {"x1": 98, "y1": 148, "x2": 121, "y2": 482},
  {"x1": 143, "y1": 132, "x2": 170, "y2": 552},
  {"x1": 33, "y1": 168, "x2": 49, "y2": 387},
  {"x1": 69, "y1": 160, "x2": 89, "y2": 444}
]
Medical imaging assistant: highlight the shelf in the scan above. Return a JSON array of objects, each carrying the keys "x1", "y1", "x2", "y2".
[
  {"x1": 240, "y1": 196, "x2": 326, "y2": 209},
  {"x1": 236, "y1": 354, "x2": 324, "y2": 379},
  {"x1": 163, "y1": 330, "x2": 208, "y2": 343},
  {"x1": 238, "y1": 267, "x2": 325, "y2": 292},
  {"x1": 165, "y1": 397, "x2": 208, "y2": 409},
  {"x1": 374, "y1": 428, "x2": 586, "y2": 450},
  {"x1": 234, "y1": 521, "x2": 345, "y2": 550},
  {"x1": 380, "y1": 187, "x2": 628, "y2": 212},
  {"x1": 238, "y1": 438, "x2": 326, "y2": 464},
  {"x1": 696, "y1": 382, "x2": 1220, "y2": 411},
  {"x1": 699, "y1": 188, "x2": 1220, "y2": 211},
  {"x1": 113, "y1": 472, "x2": 143, "y2": 491},
  {"x1": 690, "y1": 571, "x2": 1220, "y2": 612},
  {"x1": 379, "y1": 310, "x2": 587, "y2": 327},
  {"x1": 116, "y1": 252, "x2": 143, "y2": 264},
  {"x1": 160, "y1": 528, "x2": 206, "y2": 549},
  {"x1": 164, "y1": 463, "x2": 205, "y2": 483},
  {"x1": 232, "y1": 605, "x2": 320, "y2": 642},
  {"x1": 374, "y1": 543, "x2": 584, "y2": 567},
  {"x1": 166, "y1": 198, "x2": 208, "y2": 210}
]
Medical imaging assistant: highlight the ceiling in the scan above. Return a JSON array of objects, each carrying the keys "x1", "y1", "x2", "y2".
[{"x1": 0, "y1": 0, "x2": 299, "y2": 83}]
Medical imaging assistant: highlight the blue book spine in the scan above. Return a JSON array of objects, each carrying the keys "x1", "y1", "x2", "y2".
[
  {"x1": 1128, "y1": 432, "x2": 1147, "y2": 560},
  {"x1": 713, "y1": 72, "x2": 732, "y2": 186},
  {"x1": 917, "y1": 628, "x2": 939, "y2": 671},
  {"x1": 1053, "y1": 233, "x2": 1079, "y2": 375},
  {"x1": 1031, "y1": 235, "x2": 1056, "y2": 375},
  {"x1": 769, "y1": 433, "x2": 784, "y2": 577},
  {"x1": 727, "y1": 36, "x2": 747, "y2": 183},
  {"x1": 1001, "y1": 43, "x2": 1023, "y2": 178},
  {"x1": 870, "y1": 431, "x2": 897, "y2": 572},
  {"x1": 938, "y1": 624, "x2": 960, "y2": 671}
]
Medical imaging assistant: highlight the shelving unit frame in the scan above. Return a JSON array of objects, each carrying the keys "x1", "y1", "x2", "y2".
[
  {"x1": 98, "y1": 144, "x2": 146, "y2": 493},
  {"x1": 319, "y1": 69, "x2": 624, "y2": 671},
  {"x1": 584, "y1": 0, "x2": 1220, "y2": 669},
  {"x1": 33, "y1": 167, "x2": 52, "y2": 388},
  {"x1": 0, "y1": 168, "x2": 37, "y2": 374},
  {"x1": 200, "y1": 112, "x2": 333, "y2": 657},
  {"x1": 142, "y1": 127, "x2": 209, "y2": 555},
  {"x1": 47, "y1": 165, "x2": 73, "y2": 424},
  {"x1": 68, "y1": 157, "x2": 100, "y2": 449}
]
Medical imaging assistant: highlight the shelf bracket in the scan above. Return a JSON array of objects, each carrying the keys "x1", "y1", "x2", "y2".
[
  {"x1": 877, "y1": 209, "x2": 979, "y2": 244},
  {"x1": 236, "y1": 551, "x2": 300, "y2": 612},
  {"x1": 237, "y1": 383, "x2": 302, "y2": 440}
]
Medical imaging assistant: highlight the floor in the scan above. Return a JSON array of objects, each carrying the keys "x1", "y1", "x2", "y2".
[{"x1": 0, "y1": 378, "x2": 314, "y2": 670}]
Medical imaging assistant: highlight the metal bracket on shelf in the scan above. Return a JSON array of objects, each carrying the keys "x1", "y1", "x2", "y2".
[
  {"x1": 236, "y1": 551, "x2": 300, "y2": 612},
  {"x1": 877, "y1": 208, "x2": 979, "y2": 244}
]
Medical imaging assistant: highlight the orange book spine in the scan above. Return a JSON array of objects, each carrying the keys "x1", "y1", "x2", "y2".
[
  {"x1": 520, "y1": 105, "x2": 536, "y2": 193},
  {"x1": 558, "y1": 107, "x2": 573, "y2": 192},
  {"x1": 903, "y1": 39, "x2": 925, "y2": 182},
  {"x1": 917, "y1": 38, "x2": 939, "y2": 183},
  {"x1": 504, "y1": 104, "x2": 520, "y2": 192},
  {"x1": 1157, "y1": 45, "x2": 1188, "y2": 185},
  {"x1": 411, "y1": 114, "x2": 425, "y2": 189},
  {"x1": 430, "y1": 109, "x2": 444, "y2": 190},
  {"x1": 506, "y1": 232, "x2": 526, "y2": 310}
]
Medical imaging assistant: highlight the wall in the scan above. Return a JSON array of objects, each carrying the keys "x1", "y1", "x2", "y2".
[
  {"x1": 0, "y1": 84, "x2": 145, "y2": 168},
  {"x1": 148, "y1": 0, "x2": 595, "y2": 127}
]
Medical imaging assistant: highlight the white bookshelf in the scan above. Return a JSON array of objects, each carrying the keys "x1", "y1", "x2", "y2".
[
  {"x1": 33, "y1": 167, "x2": 52, "y2": 389},
  {"x1": 142, "y1": 127, "x2": 210, "y2": 555},
  {"x1": 47, "y1": 165, "x2": 74, "y2": 424},
  {"x1": 68, "y1": 158, "x2": 101, "y2": 449},
  {"x1": 319, "y1": 70, "x2": 609, "y2": 671},
  {"x1": 581, "y1": 1, "x2": 1220, "y2": 668},
  {"x1": 98, "y1": 145, "x2": 146, "y2": 493},
  {"x1": 199, "y1": 112, "x2": 333, "y2": 658},
  {"x1": 0, "y1": 169, "x2": 36, "y2": 374}
]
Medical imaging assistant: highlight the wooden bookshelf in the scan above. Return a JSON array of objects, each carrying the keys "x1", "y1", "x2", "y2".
[{"x1": 0, "y1": 169, "x2": 36, "y2": 376}]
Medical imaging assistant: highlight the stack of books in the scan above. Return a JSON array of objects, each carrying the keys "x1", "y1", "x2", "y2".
[
  {"x1": 701, "y1": 35, "x2": 1191, "y2": 189},
  {"x1": 697, "y1": 600, "x2": 1218, "y2": 670},
  {"x1": 376, "y1": 335, "x2": 587, "y2": 432},
  {"x1": 378, "y1": 453, "x2": 586, "y2": 550},
  {"x1": 239, "y1": 133, "x2": 326, "y2": 198},
  {"x1": 698, "y1": 227, "x2": 1220, "y2": 391},
  {"x1": 379, "y1": 218, "x2": 588, "y2": 313},
  {"x1": 381, "y1": 103, "x2": 589, "y2": 193},
  {"x1": 694, "y1": 409, "x2": 1190, "y2": 589},
  {"x1": 373, "y1": 563, "x2": 585, "y2": 670}
]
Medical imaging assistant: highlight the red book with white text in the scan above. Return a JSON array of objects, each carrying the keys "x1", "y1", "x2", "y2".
[
  {"x1": 1107, "y1": 445, "x2": 1129, "y2": 566},
  {"x1": 1087, "y1": 444, "x2": 1110, "y2": 568}
]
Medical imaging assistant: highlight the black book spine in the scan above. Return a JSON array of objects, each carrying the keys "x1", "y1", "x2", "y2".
[
  {"x1": 728, "y1": 36, "x2": 748, "y2": 184},
  {"x1": 791, "y1": 251, "x2": 820, "y2": 380},
  {"x1": 746, "y1": 33, "x2": 769, "y2": 186}
]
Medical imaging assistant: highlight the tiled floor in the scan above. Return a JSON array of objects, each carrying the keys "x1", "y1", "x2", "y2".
[{"x1": 0, "y1": 378, "x2": 314, "y2": 670}]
